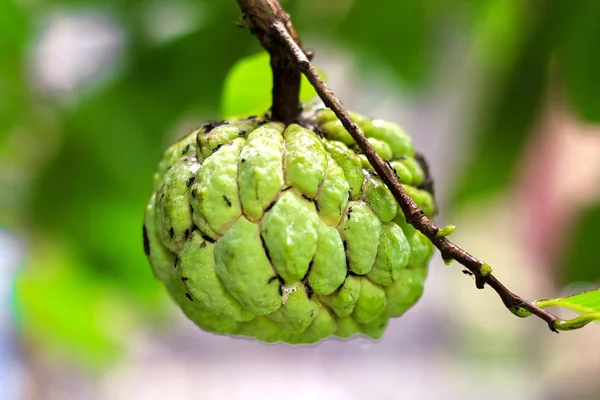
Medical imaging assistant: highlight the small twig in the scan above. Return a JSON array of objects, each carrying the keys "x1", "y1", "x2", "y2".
[{"x1": 237, "y1": 0, "x2": 564, "y2": 332}]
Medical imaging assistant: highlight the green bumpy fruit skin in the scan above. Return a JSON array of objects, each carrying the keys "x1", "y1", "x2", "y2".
[{"x1": 143, "y1": 106, "x2": 436, "y2": 344}]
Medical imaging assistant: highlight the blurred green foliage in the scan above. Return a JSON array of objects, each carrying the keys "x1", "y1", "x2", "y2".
[
  {"x1": 561, "y1": 202, "x2": 600, "y2": 285},
  {"x1": 1, "y1": 0, "x2": 599, "y2": 367},
  {"x1": 559, "y1": 0, "x2": 600, "y2": 121}
]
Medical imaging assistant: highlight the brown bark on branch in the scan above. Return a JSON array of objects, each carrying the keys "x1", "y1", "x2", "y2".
[
  {"x1": 236, "y1": 0, "x2": 562, "y2": 332},
  {"x1": 236, "y1": 0, "x2": 306, "y2": 124}
]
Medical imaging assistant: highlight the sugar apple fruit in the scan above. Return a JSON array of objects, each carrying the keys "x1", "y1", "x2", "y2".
[{"x1": 143, "y1": 105, "x2": 436, "y2": 344}]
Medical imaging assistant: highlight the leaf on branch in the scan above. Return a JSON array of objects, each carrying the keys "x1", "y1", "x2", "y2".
[
  {"x1": 220, "y1": 51, "x2": 324, "y2": 118},
  {"x1": 517, "y1": 289, "x2": 600, "y2": 330},
  {"x1": 536, "y1": 289, "x2": 600, "y2": 316}
]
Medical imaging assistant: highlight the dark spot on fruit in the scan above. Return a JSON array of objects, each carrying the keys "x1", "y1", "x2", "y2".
[
  {"x1": 343, "y1": 241, "x2": 351, "y2": 269},
  {"x1": 143, "y1": 225, "x2": 151, "y2": 256},
  {"x1": 203, "y1": 121, "x2": 218, "y2": 134},
  {"x1": 182, "y1": 144, "x2": 190, "y2": 155},
  {"x1": 213, "y1": 144, "x2": 222, "y2": 152},
  {"x1": 241, "y1": 158, "x2": 246, "y2": 163},
  {"x1": 302, "y1": 260, "x2": 314, "y2": 282},
  {"x1": 169, "y1": 227, "x2": 174, "y2": 238},
  {"x1": 260, "y1": 234, "x2": 274, "y2": 265},
  {"x1": 223, "y1": 195, "x2": 232, "y2": 207},
  {"x1": 173, "y1": 255, "x2": 179, "y2": 268},
  {"x1": 306, "y1": 284, "x2": 314, "y2": 300},
  {"x1": 268, "y1": 276, "x2": 278, "y2": 284},
  {"x1": 310, "y1": 309, "x2": 315, "y2": 317},
  {"x1": 186, "y1": 176, "x2": 195, "y2": 187},
  {"x1": 257, "y1": 120, "x2": 268, "y2": 126},
  {"x1": 347, "y1": 207, "x2": 353, "y2": 221},
  {"x1": 201, "y1": 235, "x2": 216, "y2": 243},
  {"x1": 185, "y1": 293, "x2": 194, "y2": 301},
  {"x1": 181, "y1": 277, "x2": 188, "y2": 282},
  {"x1": 161, "y1": 193, "x2": 165, "y2": 199},
  {"x1": 200, "y1": 241, "x2": 207, "y2": 248},
  {"x1": 265, "y1": 200, "x2": 277, "y2": 213},
  {"x1": 184, "y1": 229, "x2": 190, "y2": 240},
  {"x1": 239, "y1": 129, "x2": 247, "y2": 136}
]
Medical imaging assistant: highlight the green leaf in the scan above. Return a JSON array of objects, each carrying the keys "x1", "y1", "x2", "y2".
[
  {"x1": 220, "y1": 51, "x2": 322, "y2": 118},
  {"x1": 511, "y1": 289, "x2": 600, "y2": 331},
  {"x1": 537, "y1": 290, "x2": 600, "y2": 331},
  {"x1": 537, "y1": 289, "x2": 600, "y2": 316},
  {"x1": 559, "y1": 0, "x2": 600, "y2": 122},
  {"x1": 560, "y1": 202, "x2": 600, "y2": 284}
]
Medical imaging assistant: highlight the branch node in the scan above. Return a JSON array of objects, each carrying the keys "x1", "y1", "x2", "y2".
[
  {"x1": 479, "y1": 263, "x2": 493, "y2": 277},
  {"x1": 436, "y1": 225, "x2": 456, "y2": 238},
  {"x1": 475, "y1": 278, "x2": 486, "y2": 290}
]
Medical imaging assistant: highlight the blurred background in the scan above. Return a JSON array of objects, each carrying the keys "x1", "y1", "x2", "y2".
[{"x1": 1, "y1": 0, "x2": 599, "y2": 399}]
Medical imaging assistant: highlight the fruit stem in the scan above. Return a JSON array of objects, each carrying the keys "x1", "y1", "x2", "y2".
[
  {"x1": 237, "y1": 0, "x2": 573, "y2": 333},
  {"x1": 236, "y1": 0, "x2": 305, "y2": 124}
]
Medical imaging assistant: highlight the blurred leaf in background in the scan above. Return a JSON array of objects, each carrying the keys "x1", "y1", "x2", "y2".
[
  {"x1": 560, "y1": 202, "x2": 600, "y2": 285},
  {"x1": 221, "y1": 51, "x2": 322, "y2": 118},
  {"x1": 558, "y1": 0, "x2": 600, "y2": 122},
  {"x1": 451, "y1": 0, "x2": 600, "y2": 207},
  {"x1": 451, "y1": 0, "x2": 564, "y2": 206},
  {"x1": 333, "y1": 0, "x2": 433, "y2": 87},
  {"x1": 14, "y1": 239, "x2": 136, "y2": 369}
]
